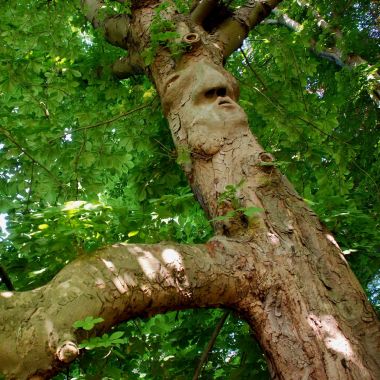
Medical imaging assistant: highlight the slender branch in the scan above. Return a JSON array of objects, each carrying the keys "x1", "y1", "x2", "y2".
[
  {"x1": 49, "y1": 100, "x2": 156, "y2": 142},
  {"x1": 262, "y1": 15, "x2": 345, "y2": 67},
  {"x1": 81, "y1": 0, "x2": 131, "y2": 49},
  {"x1": 216, "y1": 0, "x2": 283, "y2": 58},
  {"x1": 0, "y1": 266, "x2": 14, "y2": 291},
  {"x1": 264, "y1": 11, "x2": 302, "y2": 31},
  {"x1": 190, "y1": 0, "x2": 219, "y2": 25},
  {"x1": 239, "y1": 48, "x2": 267, "y2": 90},
  {"x1": 0, "y1": 126, "x2": 62, "y2": 184},
  {"x1": 237, "y1": 59, "x2": 379, "y2": 190},
  {"x1": 192, "y1": 310, "x2": 230, "y2": 380},
  {"x1": 296, "y1": 0, "x2": 328, "y2": 29},
  {"x1": 263, "y1": 11, "x2": 380, "y2": 106}
]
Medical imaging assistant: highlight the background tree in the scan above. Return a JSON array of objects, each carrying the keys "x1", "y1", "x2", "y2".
[{"x1": 0, "y1": 0, "x2": 379, "y2": 379}]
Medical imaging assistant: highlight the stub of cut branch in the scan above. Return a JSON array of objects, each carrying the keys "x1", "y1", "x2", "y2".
[
  {"x1": 216, "y1": 0, "x2": 283, "y2": 58},
  {"x1": 183, "y1": 32, "x2": 201, "y2": 46},
  {"x1": 56, "y1": 341, "x2": 80, "y2": 364}
]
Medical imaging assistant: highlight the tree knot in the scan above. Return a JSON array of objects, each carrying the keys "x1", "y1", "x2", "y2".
[{"x1": 56, "y1": 341, "x2": 80, "y2": 364}]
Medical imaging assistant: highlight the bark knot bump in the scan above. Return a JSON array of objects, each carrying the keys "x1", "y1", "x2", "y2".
[
  {"x1": 259, "y1": 152, "x2": 274, "y2": 163},
  {"x1": 56, "y1": 341, "x2": 79, "y2": 363},
  {"x1": 258, "y1": 152, "x2": 275, "y2": 172},
  {"x1": 182, "y1": 32, "x2": 201, "y2": 45}
]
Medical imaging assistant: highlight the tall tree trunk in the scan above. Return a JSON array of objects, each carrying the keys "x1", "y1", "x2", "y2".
[
  {"x1": 153, "y1": 55, "x2": 380, "y2": 380},
  {"x1": 0, "y1": 1, "x2": 379, "y2": 379},
  {"x1": 141, "y1": 6, "x2": 380, "y2": 379}
]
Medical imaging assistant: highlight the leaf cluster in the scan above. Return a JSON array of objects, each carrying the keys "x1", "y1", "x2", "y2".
[{"x1": 142, "y1": 2, "x2": 186, "y2": 65}]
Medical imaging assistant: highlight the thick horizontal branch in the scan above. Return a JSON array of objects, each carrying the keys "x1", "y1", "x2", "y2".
[
  {"x1": 81, "y1": 0, "x2": 131, "y2": 49},
  {"x1": 216, "y1": 0, "x2": 283, "y2": 58},
  {"x1": 0, "y1": 238, "x2": 250, "y2": 379}
]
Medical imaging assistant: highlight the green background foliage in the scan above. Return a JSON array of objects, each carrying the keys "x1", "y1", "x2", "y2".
[{"x1": 0, "y1": 0, "x2": 379, "y2": 378}]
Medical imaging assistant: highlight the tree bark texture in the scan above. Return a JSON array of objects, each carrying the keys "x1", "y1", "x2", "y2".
[
  {"x1": 0, "y1": 241, "x2": 250, "y2": 379},
  {"x1": 1, "y1": 1, "x2": 379, "y2": 379}
]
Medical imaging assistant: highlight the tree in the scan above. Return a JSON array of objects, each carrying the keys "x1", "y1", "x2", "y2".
[{"x1": 0, "y1": 0, "x2": 379, "y2": 379}]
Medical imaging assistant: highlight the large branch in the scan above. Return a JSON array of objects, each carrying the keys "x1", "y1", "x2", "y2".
[
  {"x1": 81, "y1": 0, "x2": 131, "y2": 49},
  {"x1": 0, "y1": 238, "x2": 250, "y2": 379},
  {"x1": 216, "y1": 0, "x2": 283, "y2": 58},
  {"x1": 295, "y1": 0, "x2": 329, "y2": 29},
  {"x1": 264, "y1": 10, "x2": 380, "y2": 106},
  {"x1": 190, "y1": 0, "x2": 219, "y2": 25}
]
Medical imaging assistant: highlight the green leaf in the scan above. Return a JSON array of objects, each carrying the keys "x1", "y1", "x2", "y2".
[
  {"x1": 242, "y1": 207, "x2": 263, "y2": 218},
  {"x1": 73, "y1": 316, "x2": 104, "y2": 331}
]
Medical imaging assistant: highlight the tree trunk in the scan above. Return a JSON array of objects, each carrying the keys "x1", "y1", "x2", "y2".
[
  {"x1": 152, "y1": 56, "x2": 380, "y2": 380},
  {"x1": 139, "y1": 5, "x2": 380, "y2": 379},
  {"x1": 0, "y1": 1, "x2": 379, "y2": 379}
]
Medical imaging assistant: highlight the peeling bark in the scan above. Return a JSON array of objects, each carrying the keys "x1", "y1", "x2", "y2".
[{"x1": 1, "y1": 2, "x2": 379, "y2": 379}]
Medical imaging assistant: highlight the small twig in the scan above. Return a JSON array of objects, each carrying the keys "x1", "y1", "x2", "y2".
[
  {"x1": 73, "y1": 134, "x2": 87, "y2": 200},
  {"x1": 351, "y1": 160, "x2": 379, "y2": 193},
  {"x1": 49, "y1": 99, "x2": 156, "y2": 143},
  {"x1": 152, "y1": 137, "x2": 175, "y2": 157},
  {"x1": 25, "y1": 163, "x2": 35, "y2": 213},
  {"x1": 192, "y1": 310, "x2": 230, "y2": 380},
  {"x1": 290, "y1": 48, "x2": 308, "y2": 112},
  {"x1": 0, "y1": 126, "x2": 62, "y2": 184},
  {"x1": 240, "y1": 48, "x2": 268, "y2": 91},
  {"x1": 0, "y1": 266, "x2": 15, "y2": 291}
]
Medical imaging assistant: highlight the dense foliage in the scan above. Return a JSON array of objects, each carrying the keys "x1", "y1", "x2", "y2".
[{"x1": 0, "y1": 0, "x2": 378, "y2": 378}]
